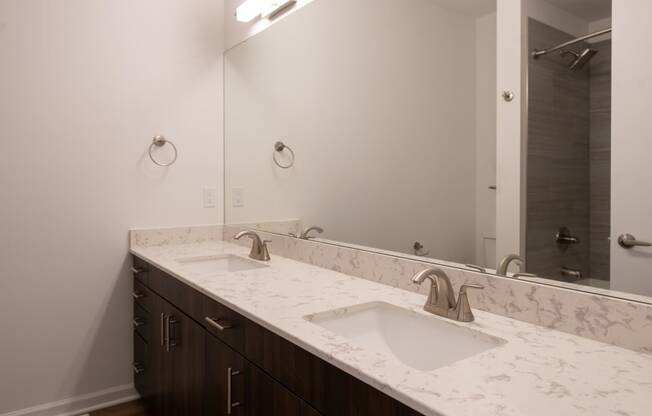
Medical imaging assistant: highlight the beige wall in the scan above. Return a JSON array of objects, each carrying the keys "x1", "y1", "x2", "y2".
[{"x1": 0, "y1": 0, "x2": 224, "y2": 413}]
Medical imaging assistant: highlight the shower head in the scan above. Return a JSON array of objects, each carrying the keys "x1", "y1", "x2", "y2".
[{"x1": 559, "y1": 48, "x2": 598, "y2": 71}]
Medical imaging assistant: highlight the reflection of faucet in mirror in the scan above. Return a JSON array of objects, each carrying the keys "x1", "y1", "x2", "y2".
[
  {"x1": 290, "y1": 226, "x2": 324, "y2": 240},
  {"x1": 497, "y1": 254, "x2": 524, "y2": 276},
  {"x1": 300, "y1": 226, "x2": 324, "y2": 240},
  {"x1": 411, "y1": 268, "x2": 484, "y2": 322},
  {"x1": 234, "y1": 231, "x2": 271, "y2": 261}
]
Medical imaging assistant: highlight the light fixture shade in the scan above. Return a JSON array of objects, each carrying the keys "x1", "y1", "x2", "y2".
[
  {"x1": 236, "y1": 0, "x2": 262, "y2": 23},
  {"x1": 260, "y1": 0, "x2": 297, "y2": 19}
]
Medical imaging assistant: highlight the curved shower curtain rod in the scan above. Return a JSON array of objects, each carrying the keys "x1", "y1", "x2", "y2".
[{"x1": 532, "y1": 27, "x2": 612, "y2": 59}]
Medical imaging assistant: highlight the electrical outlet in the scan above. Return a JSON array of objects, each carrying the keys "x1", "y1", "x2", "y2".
[
  {"x1": 203, "y1": 188, "x2": 217, "y2": 208},
  {"x1": 232, "y1": 187, "x2": 245, "y2": 208}
]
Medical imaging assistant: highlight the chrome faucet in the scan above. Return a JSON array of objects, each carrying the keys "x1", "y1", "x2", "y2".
[
  {"x1": 497, "y1": 254, "x2": 524, "y2": 276},
  {"x1": 411, "y1": 268, "x2": 484, "y2": 322},
  {"x1": 299, "y1": 226, "x2": 324, "y2": 240},
  {"x1": 234, "y1": 231, "x2": 271, "y2": 261}
]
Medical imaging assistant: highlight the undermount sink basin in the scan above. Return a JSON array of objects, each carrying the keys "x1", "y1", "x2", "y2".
[
  {"x1": 176, "y1": 254, "x2": 268, "y2": 274},
  {"x1": 305, "y1": 302, "x2": 505, "y2": 371}
]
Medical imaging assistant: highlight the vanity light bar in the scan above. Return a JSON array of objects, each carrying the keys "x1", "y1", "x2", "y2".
[
  {"x1": 236, "y1": 0, "x2": 297, "y2": 23},
  {"x1": 261, "y1": 0, "x2": 297, "y2": 19},
  {"x1": 236, "y1": 0, "x2": 263, "y2": 23}
]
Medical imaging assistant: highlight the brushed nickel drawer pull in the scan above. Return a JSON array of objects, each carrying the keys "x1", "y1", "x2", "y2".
[
  {"x1": 133, "y1": 363, "x2": 145, "y2": 374},
  {"x1": 227, "y1": 367, "x2": 242, "y2": 414},
  {"x1": 165, "y1": 316, "x2": 179, "y2": 352},
  {"x1": 205, "y1": 317, "x2": 233, "y2": 331},
  {"x1": 130, "y1": 266, "x2": 146, "y2": 274},
  {"x1": 160, "y1": 313, "x2": 166, "y2": 347},
  {"x1": 132, "y1": 291, "x2": 145, "y2": 300},
  {"x1": 133, "y1": 317, "x2": 145, "y2": 328}
]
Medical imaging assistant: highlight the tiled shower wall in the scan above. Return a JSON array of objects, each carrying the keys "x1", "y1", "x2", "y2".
[
  {"x1": 589, "y1": 39, "x2": 612, "y2": 282},
  {"x1": 527, "y1": 19, "x2": 590, "y2": 280},
  {"x1": 526, "y1": 19, "x2": 611, "y2": 284}
]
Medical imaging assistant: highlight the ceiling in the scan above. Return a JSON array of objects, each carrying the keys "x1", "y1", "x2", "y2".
[{"x1": 544, "y1": 0, "x2": 611, "y2": 22}]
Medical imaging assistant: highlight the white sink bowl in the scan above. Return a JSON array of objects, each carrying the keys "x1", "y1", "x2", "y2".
[
  {"x1": 305, "y1": 302, "x2": 505, "y2": 371},
  {"x1": 176, "y1": 254, "x2": 268, "y2": 274}
]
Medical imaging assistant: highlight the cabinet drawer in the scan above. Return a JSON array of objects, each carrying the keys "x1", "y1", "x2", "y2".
[
  {"x1": 133, "y1": 332, "x2": 149, "y2": 396},
  {"x1": 203, "y1": 296, "x2": 245, "y2": 352},
  {"x1": 133, "y1": 303, "x2": 150, "y2": 343},
  {"x1": 133, "y1": 280, "x2": 154, "y2": 313},
  {"x1": 132, "y1": 256, "x2": 150, "y2": 285}
]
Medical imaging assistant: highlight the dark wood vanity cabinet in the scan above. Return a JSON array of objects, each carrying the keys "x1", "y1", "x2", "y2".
[{"x1": 131, "y1": 256, "x2": 424, "y2": 416}]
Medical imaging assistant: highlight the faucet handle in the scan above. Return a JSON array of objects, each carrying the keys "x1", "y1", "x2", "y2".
[
  {"x1": 453, "y1": 284, "x2": 484, "y2": 322},
  {"x1": 460, "y1": 283, "x2": 484, "y2": 293}
]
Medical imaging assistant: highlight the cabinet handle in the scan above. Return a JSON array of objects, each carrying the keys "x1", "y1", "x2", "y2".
[
  {"x1": 133, "y1": 317, "x2": 145, "y2": 328},
  {"x1": 132, "y1": 291, "x2": 145, "y2": 300},
  {"x1": 133, "y1": 363, "x2": 145, "y2": 375},
  {"x1": 130, "y1": 266, "x2": 146, "y2": 274},
  {"x1": 165, "y1": 316, "x2": 179, "y2": 352},
  {"x1": 205, "y1": 317, "x2": 233, "y2": 331},
  {"x1": 160, "y1": 313, "x2": 166, "y2": 347},
  {"x1": 227, "y1": 367, "x2": 242, "y2": 415}
]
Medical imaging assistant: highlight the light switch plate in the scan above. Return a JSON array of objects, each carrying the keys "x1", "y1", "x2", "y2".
[
  {"x1": 232, "y1": 187, "x2": 245, "y2": 208},
  {"x1": 203, "y1": 188, "x2": 217, "y2": 208}
]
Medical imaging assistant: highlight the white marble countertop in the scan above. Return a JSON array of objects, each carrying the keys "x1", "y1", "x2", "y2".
[{"x1": 131, "y1": 241, "x2": 652, "y2": 416}]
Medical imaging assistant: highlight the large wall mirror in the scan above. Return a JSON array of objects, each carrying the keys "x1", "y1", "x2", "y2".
[{"x1": 225, "y1": 0, "x2": 652, "y2": 302}]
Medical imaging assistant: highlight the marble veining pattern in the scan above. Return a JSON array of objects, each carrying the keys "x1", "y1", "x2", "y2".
[
  {"x1": 223, "y1": 226, "x2": 652, "y2": 354},
  {"x1": 130, "y1": 240, "x2": 652, "y2": 416}
]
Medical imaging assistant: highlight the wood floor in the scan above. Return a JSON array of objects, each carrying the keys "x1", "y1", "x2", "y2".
[{"x1": 90, "y1": 400, "x2": 147, "y2": 416}]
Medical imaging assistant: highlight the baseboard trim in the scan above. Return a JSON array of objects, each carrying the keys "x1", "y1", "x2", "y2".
[{"x1": 1, "y1": 384, "x2": 139, "y2": 416}]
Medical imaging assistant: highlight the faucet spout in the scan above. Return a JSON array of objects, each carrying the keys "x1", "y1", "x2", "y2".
[
  {"x1": 411, "y1": 268, "x2": 455, "y2": 314},
  {"x1": 497, "y1": 254, "x2": 524, "y2": 276},
  {"x1": 412, "y1": 268, "x2": 484, "y2": 322},
  {"x1": 299, "y1": 226, "x2": 324, "y2": 240},
  {"x1": 234, "y1": 231, "x2": 271, "y2": 261}
]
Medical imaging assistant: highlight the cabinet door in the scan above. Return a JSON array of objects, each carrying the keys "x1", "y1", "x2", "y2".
[
  {"x1": 246, "y1": 363, "x2": 307, "y2": 416},
  {"x1": 206, "y1": 333, "x2": 317, "y2": 416},
  {"x1": 164, "y1": 301, "x2": 205, "y2": 416},
  {"x1": 205, "y1": 333, "x2": 247, "y2": 416}
]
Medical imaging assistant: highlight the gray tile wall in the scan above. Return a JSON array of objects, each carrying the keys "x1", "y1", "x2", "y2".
[
  {"x1": 526, "y1": 19, "x2": 591, "y2": 281},
  {"x1": 526, "y1": 19, "x2": 612, "y2": 285},
  {"x1": 589, "y1": 39, "x2": 612, "y2": 282}
]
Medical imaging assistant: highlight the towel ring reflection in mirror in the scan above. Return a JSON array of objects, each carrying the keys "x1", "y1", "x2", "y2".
[
  {"x1": 149, "y1": 135, "x2": 178, "y2": 167},
  {"x1": 273, "y1": 141, "x2": 295, "y2": 169}
]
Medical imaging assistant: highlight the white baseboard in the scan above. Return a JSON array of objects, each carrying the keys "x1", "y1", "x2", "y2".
[{"x1": 1, "y1": 384, "x2": 139, "y2": 416}]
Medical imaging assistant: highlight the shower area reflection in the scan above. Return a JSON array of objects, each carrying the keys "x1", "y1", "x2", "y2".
[{"x1": 526, "y1": 18, "x2": 612, "y2": 288}]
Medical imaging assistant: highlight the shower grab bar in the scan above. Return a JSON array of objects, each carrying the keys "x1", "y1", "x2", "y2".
[{"x1": 532, "y1": 28, "x2": 611, "y2": 59}]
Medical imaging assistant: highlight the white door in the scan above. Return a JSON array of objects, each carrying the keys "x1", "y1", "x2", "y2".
[{"x1": 610, "y1": 0, "x2": 652, "y2": 296}]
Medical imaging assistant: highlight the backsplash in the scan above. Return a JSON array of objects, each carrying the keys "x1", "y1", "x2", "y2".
[
  {"x1": 132, "y1": 225, "x2": 652, "y2": 353},
  {"x1": 223, "y1": 225, "x2": 652, "y2": 354}
]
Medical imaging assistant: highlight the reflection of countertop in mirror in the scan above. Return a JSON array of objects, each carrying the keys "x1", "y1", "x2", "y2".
[{"x1": 131, "y1": 240, "x2": 652, "y2": 416}]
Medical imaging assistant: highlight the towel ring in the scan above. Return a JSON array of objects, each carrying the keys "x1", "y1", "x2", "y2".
[
  {"x1": 149, "y1": 135, "x2": 178, "y2": 167},
  {"x1": 273, "y1": 141, "x2": 295, "y2": 169}
]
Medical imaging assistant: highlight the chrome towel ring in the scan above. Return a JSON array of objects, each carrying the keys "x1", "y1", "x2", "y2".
[
  {"x1": 149, "y1": 135, "x2": 178, "y2": 167},
  {"x1": 273, "y1": 141, "x2": 295, "y2": 169}
]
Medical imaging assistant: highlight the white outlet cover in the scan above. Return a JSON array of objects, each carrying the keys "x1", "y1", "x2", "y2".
[
  {"x1": 232, "y1": 188, "x2": 245, "y2": 208},
  {"x1": 203, "y1": 188, "x2": 217, "y2": 208}
]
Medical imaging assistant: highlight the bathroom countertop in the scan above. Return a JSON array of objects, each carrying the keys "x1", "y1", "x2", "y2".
[{"x1": 131, "y1": 241, "x2": 652, "y2": 416}]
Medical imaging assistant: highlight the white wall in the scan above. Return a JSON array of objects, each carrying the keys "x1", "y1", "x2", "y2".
[
  {"x1": 0, "y1": 0, "x2": 224, "y2": 414},
  {"x1": 475, "y1": 13, "x2": 498, "y2": 268},
  {"x1": 610, "y1": 0, "x2": 652, "y2": 296},
  {"x1": 225, "y1": 0, "x2": 485, "y2": 264},
  {"x1": 496, "y1": 0, "x2": 525, "y2": 269}
]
